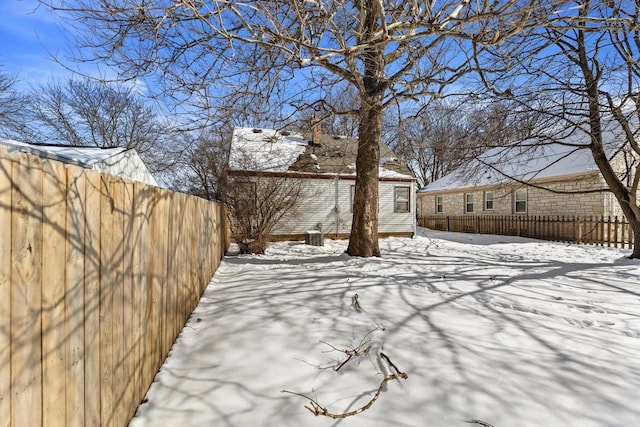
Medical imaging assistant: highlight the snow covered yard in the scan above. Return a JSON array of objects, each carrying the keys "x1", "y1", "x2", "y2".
[{"x1": 129, "y1": 229, "x2": 640, "y2": 427}]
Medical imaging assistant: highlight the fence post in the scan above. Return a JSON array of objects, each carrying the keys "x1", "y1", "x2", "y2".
[{"x1": 446, "y1": 216, "x2": 450, "y2": 232}]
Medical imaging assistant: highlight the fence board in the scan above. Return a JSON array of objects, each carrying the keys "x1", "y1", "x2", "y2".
[
  {"x1": 132, "y1": 183, "x2": 149, "y2": 404},
  {"x1": 10, "y1": 153, "x2": 43, "y2": 427},
  {"x1": 66, "y1": 166, "x2": 86, "y2": 426},
  {"x1": 121, "y1": 181, "x2": 136, "y2": 422},
  {"x1": 41, "y1": 160, "x2": 67, "y2": 427},
  {"x1": 111, "y1": 178, "x2": 127, "y2": 427},
  {"x1": 165, "y1": 192, "x2": 178, "y2": 353},
  {"x1": 0, "y1": 150, "x2": 12, "y2": 427},
  {"x1": 84, "y1": 171, "x2": 101, "y2": 427},
  {"x1": 146, "y1": 189, "x2": 163, "y2": 385},
  {"x1": 1, "y1": 148, "x2": 229, "y2": 427},
  {"x1": 99, "y1": 175, "x2": 115, "y2": 427}
]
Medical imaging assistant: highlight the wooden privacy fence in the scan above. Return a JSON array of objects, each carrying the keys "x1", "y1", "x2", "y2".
[
  {"x1": 418, "y1": 214, "x2": 635, "y2": 249},
  {"x1": 0, "y1": 147, "x2": 229, "y2": 427}
]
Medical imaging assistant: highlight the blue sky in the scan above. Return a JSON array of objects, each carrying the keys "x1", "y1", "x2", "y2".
[{"x1": 0, "y1": 0, "x2": 77, "y2": 89}]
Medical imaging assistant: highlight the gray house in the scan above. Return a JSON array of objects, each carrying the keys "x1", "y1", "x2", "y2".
[{"x1": 228, "y1": 126, "x2": 417, "y2": 239}]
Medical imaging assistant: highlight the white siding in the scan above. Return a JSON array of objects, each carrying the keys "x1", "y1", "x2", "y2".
[
  {"x1": 273, "y1": 177, "x2": 415, "y2": 236},
  {"x1": 273, "y1": 178, "x2": 352, "y2": 235},
  {"x1": 378, "y1": 181, "x2": 416, "y2": 234}
]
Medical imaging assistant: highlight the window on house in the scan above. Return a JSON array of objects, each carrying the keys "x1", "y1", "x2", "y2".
[
  {"x1": 465, "y1": 193, "x2": 474, "y2": 213},
  {"x1": 484, "y1": 191, "x2": 494, "y2": 211},
  {"x1": 515, "y1": 188, "x2": 527, "y2": 213},
  {"x1": 394, "y1": 187, "x2": 410, "y2": 213},
  {"x1": 350, "y1": 185, "x2": 356, "y2": 212},
  {"x1": 436, "y1": 196, "x2": 443, "y2": 214}
]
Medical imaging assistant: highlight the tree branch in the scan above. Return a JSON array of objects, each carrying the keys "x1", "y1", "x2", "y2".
[{"x1": 281, "y1": 352, "x2": 408, "y2": 419}]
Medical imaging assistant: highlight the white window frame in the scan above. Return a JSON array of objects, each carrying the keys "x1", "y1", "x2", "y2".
[
  {"x1": 484, "y1": 191, "x2": 494, "y2": 211},
  {"x1": 436, "y1": 196, "x2": 443, "y2": 214},
  {"x1": 514, "y1": 188, "x2": 527, "y2": 213},
  {"x1": 465, "y1": 193, "x2": 474, "y2": 214},
  {"x1": 394, "y1": 186, "x2": 411, "y2": 213}
]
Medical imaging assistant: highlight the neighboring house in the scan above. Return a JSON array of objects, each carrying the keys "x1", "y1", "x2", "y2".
[
  {"x1": 417, "y1": 138, "x2": 637, "y2": 219},
  {"x1": 228, "y1": 126, "x2": 417, "y2": 239},
  {"x1": 0, "y1": 139, "x2": 157, "y2": 186}
]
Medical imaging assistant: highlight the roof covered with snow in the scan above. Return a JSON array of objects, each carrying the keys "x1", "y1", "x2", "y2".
[
  {"x1": 418, "y1": 118, "x2": 634, "y2": 193},
  {"x1": 421, "y1": 143, "x2": 600, "y2": 192},
  {"x1": 229, "y1": 127, "x2": 414, "y2": 179},
  {"x1": 0, "y1": 139, "x2": 157, "y2": 186},
  {"x1": 0, "y1": 138, "x2": 128, "y2": 167},
  {"x1": 229, "y1": 128, "x2": 309, "y2": 172}
]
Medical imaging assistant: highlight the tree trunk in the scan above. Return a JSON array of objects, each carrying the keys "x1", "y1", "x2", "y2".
[
  {"x1": 630, "y1": 222, "x2": 640, "y2": 259},
  {"x1": 347, "y1": 97, "x2": 383, "y2": 257},
  {"x1": 575, "y1": 24, "x2": 640, "y2": 259},
  {"x1": 346, "y1": 0, "x2": 385, "y2": 257},
  {"x1": 591, "y1": 145, "x2": 640, "y2": 259}
]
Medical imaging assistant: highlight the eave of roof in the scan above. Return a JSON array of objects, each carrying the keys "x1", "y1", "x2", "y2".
[{"x1": 418, "y1": 169, "x2": 601, "y2": 195}]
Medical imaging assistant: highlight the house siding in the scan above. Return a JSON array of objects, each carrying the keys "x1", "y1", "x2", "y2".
[
  {"x1": 273, "y1": 178, "x2": 351, "y2": 236},
  {"x1": 378, "y1": 182, "x2": 417, "y2": 234},
  {"x1": 272, "y1": 176, "x2": 416, "y2": 237},
  {"x1": 418, "y1": 173, "x2": 609, "y2": 217}
]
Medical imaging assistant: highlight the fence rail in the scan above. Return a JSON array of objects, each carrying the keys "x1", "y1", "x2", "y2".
[
  {"x1": 418, "y1": 214, "x2": 635, "y2": 249},
  {"x1": 0, "y1": 147, "x2": 229, "y2": 427}
]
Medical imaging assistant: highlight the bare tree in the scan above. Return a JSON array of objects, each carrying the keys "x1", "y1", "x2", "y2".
[
  {"x1": 296, "y1": 83, "x2": 361, "y2": 138},
  {"x1": 41, "y1": 0, "x2": 569, "y2": 256},
  {"x1": 27, "y1": 77, "x2": 177, "y2": 174},
  {"x1": 0, "y1": 68, "x2": 29, "y2": 139},
  {"x1": 226, "y1": 174, "x2": 304, "y2": 254},
  {"x1": 388, "y1": 98, "x2": 542, "y2": 188},
  {"x1": 177, "y1": 127, "x2": 232, "y2": 201},
  {"x1": 390, "y1": 100, "x2": 472, "y2": 187},
  {"x1": 484, "y1": 0, "x2": 640, "y2": 258}
]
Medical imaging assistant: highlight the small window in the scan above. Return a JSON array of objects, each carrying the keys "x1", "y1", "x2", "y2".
[
  {"x1": 465, "y1": 193, "x2": 474, "y2": 213},
  {"x1": 515, "y1": 188, "x2": 527, "y2": 213},
  {"x1": 350, "y1": 185, "x2": 356, "y2": 212},
  {"x1": 394, "y1": 187, "x2": 410, "y2": 213},
  {"x1": 436, "y1": 196, "x2": 443, "y2": 214},
  {"x1": 485, "y1": 191, "x2": 494, "y2": 211}
]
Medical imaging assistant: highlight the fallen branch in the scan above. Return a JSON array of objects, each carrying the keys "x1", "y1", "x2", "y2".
[
  {"x1": 464, "y1": 420, "x2": 495, "y2": 427},
  {"x1": 282, "y1": 352, "x2": 408, "y2": 419},
  {"x1": 352, "y1": 293, "x2": 363, "y2": 312},
  {"x1": 320, "y1": 329, "x2": 375, "y2": 371}
]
